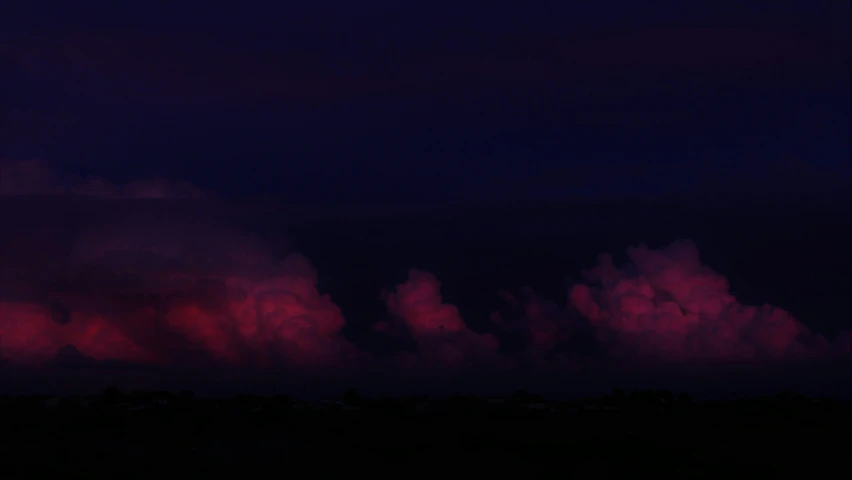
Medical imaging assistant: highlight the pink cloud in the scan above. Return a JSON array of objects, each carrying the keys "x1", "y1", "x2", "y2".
[
  {"x1": 384, "y1": 270, "x2": 501, "y2": 369},
  {"x1": 567, "y1": 240, "x2": 842, "y2": 361}
]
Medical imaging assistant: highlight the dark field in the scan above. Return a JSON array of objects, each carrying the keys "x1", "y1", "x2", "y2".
[{"x1": 4, "y1": 401, "x2": 849, "y2": 477}]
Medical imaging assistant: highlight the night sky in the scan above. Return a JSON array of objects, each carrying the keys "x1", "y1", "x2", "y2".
[{"x1": 1, "y1": 1, "x2": 850, "y2": 397}]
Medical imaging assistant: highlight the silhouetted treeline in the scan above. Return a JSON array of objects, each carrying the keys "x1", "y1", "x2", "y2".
[
  {"x1": 1, "y1": 386, "x2": 849, "y2": 417},
  {"x1": 1, "y1": 386, "x2": 849, "y2": 477}
]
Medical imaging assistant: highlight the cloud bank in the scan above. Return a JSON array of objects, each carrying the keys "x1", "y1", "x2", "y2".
[{"x1": 1, "y1": 159, "x2": 849, "y2": 394}]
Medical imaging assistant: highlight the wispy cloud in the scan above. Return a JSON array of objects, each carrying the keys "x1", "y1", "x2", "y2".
[{"x1": 2, "y1": 27, "x2": 845, "y2": 110}]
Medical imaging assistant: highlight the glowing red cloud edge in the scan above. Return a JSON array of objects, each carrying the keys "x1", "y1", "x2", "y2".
[
  {"x1": 1, "y1": 159, "x2": 849, "y2": 372},
  {"x1": 1, "y1": 240, "x2": 848, "y2": 370}
]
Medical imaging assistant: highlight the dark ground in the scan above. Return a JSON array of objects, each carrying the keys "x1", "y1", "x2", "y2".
[{"x1": 3, "y1": 398, "x2": 849, "y2": 477}]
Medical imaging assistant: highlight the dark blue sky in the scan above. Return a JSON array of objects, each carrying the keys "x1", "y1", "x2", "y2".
[{"x1": 2, "y1": 0, "x2": 849, "y2": 205}]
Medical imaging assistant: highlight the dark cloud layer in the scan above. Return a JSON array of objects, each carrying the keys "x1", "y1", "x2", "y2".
[{"x1": 1, "y1": 160, "x2": 850, "y2": 396}]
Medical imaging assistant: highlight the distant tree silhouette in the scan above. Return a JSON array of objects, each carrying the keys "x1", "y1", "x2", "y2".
[
  {"x1": 627, "y1": 389, "x2": 643, "y2": 407},
  {"x1": 273, "y1": 394, "x2": 293, "y2": 410},
  {"x1": 678, "y1": 392, "x2": 692, "y2": 405},
  {"x1": 103, "y1": 386, "x2": 123, "y2": 403},
  {"x1": 233, "y1": 394, "x2": 259, "y2": 410},
  {"x1": 343, "y1": 387, "x2": 361, "y2": 407},
  {"x1": 510, "y1": 390, "x2": 544, "y2": 405},
  {"x1": 447, "y1": 394, "x2": 481, "y2": 413}
]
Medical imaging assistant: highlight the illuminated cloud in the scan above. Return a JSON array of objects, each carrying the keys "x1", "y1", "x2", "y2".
[
  {"x1": 0, "y1": 160, "x2": 848, "y2": 387},
  {"x1": 0, "y1": 256, "x2": 357, "y2": 369},
  {"x1": 567, "y1": 240, "x2": 843, "y2": 361},
  {"x1": 0, "y1": 160, "x2": 352, "y2": 368},
  {"x1": 0, "y1": 301, "x2": 154, "y2": 364},
  {"x1": 382, "y1": 270, "x2": 500, "y2": 370}
]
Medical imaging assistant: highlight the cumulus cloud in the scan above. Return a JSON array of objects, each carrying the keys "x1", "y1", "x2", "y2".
[
  {"x1": 0, "y1": 259, "x2": 358, "y2": 370},
  {"x1": 566, "y1": 240, "x2": 845, "y2": 362},
  {"x1": 380, "y1": 270, "x2": 501, "y2": 370},
  {"x1": 0, "y1": 160, "x2": 849, "y2": 394},
  {"x1": 2, "y1": 224, "x2": 848, "y2": 376},
  {"x1": 160, "y1": 262, "x2": 354, "y2": 367},
  {"x1": 0, "y1": 301, "x2": 155, "y2": 364},
  {"x1": 0, "y1": 160, "x2": 355, "y2": 370}
]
